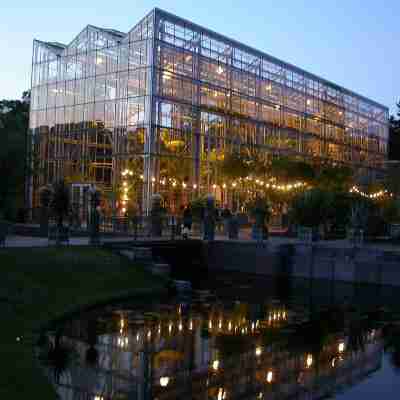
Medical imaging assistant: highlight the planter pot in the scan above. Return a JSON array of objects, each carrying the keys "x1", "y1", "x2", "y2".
[
  {"x1": 297, "y1": 226, "x2": 319, "y2": 243},
  {"x1": 228, "y1": 217, "x2": 239, "y2": 240},
  {"x1": 390, "y1": 224, "x2": 400, "y2": 239},
  {"x1": 347, "y1": 228, "x2": 364, "y2": 246}
]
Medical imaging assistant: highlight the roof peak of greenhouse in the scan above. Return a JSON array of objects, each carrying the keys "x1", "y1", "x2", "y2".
[{"x1": 34, "y1": 7, "x2": 387, "y2": 110}]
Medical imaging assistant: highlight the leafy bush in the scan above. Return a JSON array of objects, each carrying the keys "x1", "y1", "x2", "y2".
[
  {"x1": 246, "y1": 196, "x2": 271, "y2": 226},
  {"x1": 289, "y1": 188, "x2": 334, "y2": 228}
]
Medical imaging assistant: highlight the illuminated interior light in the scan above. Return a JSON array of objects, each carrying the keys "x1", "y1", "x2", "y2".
[
  {"x1": 338, "y1": 342, "x2": 345, "y2": 353},
  {"x1": 306, "y1": 354, "x2": 313, "y2": 368},
  {"x1": 193, "y1": 183, "x2": 197, "y2": 189},
  {"x1": 266, "y1": 370, "x2": 273, "y2": 383},
  {"x1": 163, "y1": 71, "x2": 172, "y2": 81},
  {"x1": 217, "y1": 387, "x2": 226, "y2": 400},
  {"x1": 160, "y1": 376, "x2": 170, "y2": 387},
  {"x1": 255, "y1": 346, "x2": 262, "y2": 357},
  {"x1": 217, "y1": 65, "x2": 224, "y2": 74},
  {"x1": 212, "y1": 359, "x2": 220, "y2": 371}
]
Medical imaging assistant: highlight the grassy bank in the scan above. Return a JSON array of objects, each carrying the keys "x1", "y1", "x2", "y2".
[{"x1": 0, "y1": 246, "x2": 165, "y2": 399}]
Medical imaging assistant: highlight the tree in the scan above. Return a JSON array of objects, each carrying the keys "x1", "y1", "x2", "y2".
[
  {"x1": 219, "y1": 151, "x2": 250, "y2": 181},
  {"x1": 315, "y1": 164, "x2": 353, "y2": 192},
  {"x1": 289, "y1": 188, "x2": 334, "y2": 228},
  {"x1": 389, "y1": 102, "x2": 400, "y2": 161},
  {"x1": 270, "y1": 156, "x2": 316, "y2": 184},
  {"x1": 50, "y1": 180, "x2": 70, "y2": 229},
  {"x1": 0, "y1": 92, "x2": 30, "y2": 220}
]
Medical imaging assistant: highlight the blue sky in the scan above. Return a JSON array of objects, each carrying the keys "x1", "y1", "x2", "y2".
[{"x1": 1, "y1": 0, "x2": 399, "y2": 113}]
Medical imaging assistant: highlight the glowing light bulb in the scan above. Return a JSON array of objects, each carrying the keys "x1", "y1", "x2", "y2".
[
  {"x1": 193, "y1": 184, "x2": 197, "y2": 189},
  {"x1": 212, "y1": 359, "x2": 220, "y2": 371},
  {"x1": 266, "y1": 370, "x2": 273, "y2": 383},
  {"x1": 217, "y1": 387, "x2": 226, "y2": 400},
  {"x1": 338, "y1": 342, "x2": 345, "y2": 353},
  {"x1": 160, "y1": 376, "x2": 170, "y2": 387},
  {"x1": 306, "y1": 354, "x2": 313, "y2": 368},
  {"x1": 255, "y1": 346, "x2": 262, "y2": 357},
  {"x1": 189, "y1": 320, "x2": 193, "y2": 330}
]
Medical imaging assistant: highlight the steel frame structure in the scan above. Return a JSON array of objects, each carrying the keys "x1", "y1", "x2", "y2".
[{"x1": 29, "y1": 8, "x2": 389, "y2": 213}]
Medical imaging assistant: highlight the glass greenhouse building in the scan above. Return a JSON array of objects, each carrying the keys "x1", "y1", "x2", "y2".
[{"x1": 29, "y1": 8, "x2": 389, "y2": 214}]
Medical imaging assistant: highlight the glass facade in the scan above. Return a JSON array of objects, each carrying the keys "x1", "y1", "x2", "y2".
[{"x1": 29, "y1": 8, "x2": 389, "y2": 213}]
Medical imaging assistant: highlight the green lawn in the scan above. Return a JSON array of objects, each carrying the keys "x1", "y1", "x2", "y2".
[{"x1": 0, "y1": 246, "x2": 165, "y2": 399}]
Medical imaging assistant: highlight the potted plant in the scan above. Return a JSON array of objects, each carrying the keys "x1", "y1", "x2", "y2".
[
  {"x1": 150, "y1": 194, "x2": 165, "y2": 237},
  {"x1": 348, "y1": 199, "x2": 370, "y2": 246},
  {"x1": 289, "y1": 189, "x2": 333, "y2": 242},
  {"x1": 247, "y1": 196, "x2": 271, "y2": 241},
  {"x1": 382, "y1": 198, "x2": 400, "y2": 240},
  {"x1": 39, "y1": 185, "x2": 53, "y2": 236},
  {"x1": 203, "y1": 195, "x2": 216, "y2": 241},
  {"x1": 49, "y1": 180, "x2": 70, "y2": 245}
]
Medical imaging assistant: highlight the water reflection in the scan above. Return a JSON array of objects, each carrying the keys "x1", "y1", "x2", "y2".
[{"x1": 40, "y1": 286, "x2": 385, "y2": 400}]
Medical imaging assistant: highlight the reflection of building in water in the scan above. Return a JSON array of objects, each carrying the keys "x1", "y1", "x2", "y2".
[{"x1": 48, "y1": 302, "x2": 383, "y2": 400}]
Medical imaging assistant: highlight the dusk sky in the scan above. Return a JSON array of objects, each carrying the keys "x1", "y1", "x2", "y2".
[{"x1": 1, "y1": 0, "x2": 399, "y2": 113}]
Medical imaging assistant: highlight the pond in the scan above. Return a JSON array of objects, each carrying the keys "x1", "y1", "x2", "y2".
[{"x1": 38, "y1": 273, "x2": 400, "y2": 400}]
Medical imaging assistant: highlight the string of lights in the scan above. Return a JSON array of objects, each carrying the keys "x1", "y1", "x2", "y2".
[{"x1": 120, "y1": 169, "x2": 393, "y2": 211}]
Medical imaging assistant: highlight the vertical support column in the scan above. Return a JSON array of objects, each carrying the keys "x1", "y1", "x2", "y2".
[
  {"x1": 143, "y1": 10, "x2": 158, "y2": 215},
  {"x1": 192, "y1": 34, "x2": 202, "y2": 197}
]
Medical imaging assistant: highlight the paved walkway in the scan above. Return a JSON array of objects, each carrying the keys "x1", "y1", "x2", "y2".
[{"x1": 3, "y1": 234, "x2": 400, "y2": 253}]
